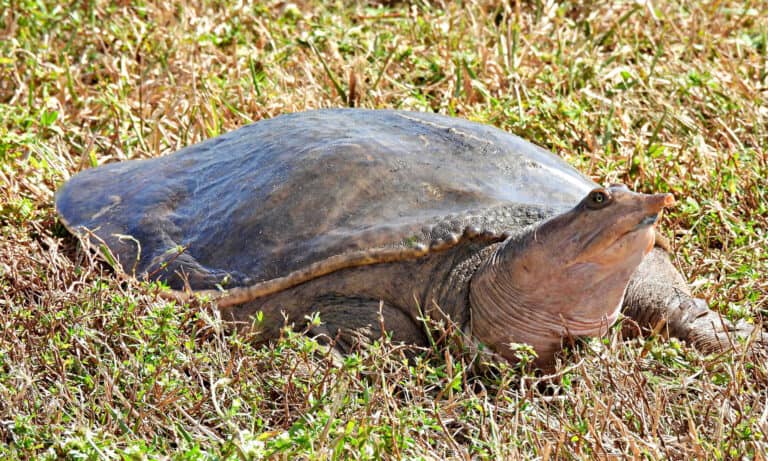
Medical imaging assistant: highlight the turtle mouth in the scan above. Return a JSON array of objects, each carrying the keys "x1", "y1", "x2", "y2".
[
  {"x1": 635, "y1": 213, "x2": 659, "y2": 229},
  {"x1": 574, "y1": 217, "x2": 654, "y2": 263}
]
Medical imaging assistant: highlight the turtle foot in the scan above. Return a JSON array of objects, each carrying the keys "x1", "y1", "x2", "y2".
[
  {"x1": 681, "y1": 300, "x2": 766, "y2": 355},
  {"x1": 622, "y1": 247, "x2": 766, "y2": 358}
]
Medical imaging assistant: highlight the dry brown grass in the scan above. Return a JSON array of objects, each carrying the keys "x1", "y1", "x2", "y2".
[{"x1": 1, "y1": 0, "x2": 767, "y2": 458}]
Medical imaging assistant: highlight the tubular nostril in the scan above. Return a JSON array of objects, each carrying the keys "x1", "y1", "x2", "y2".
[
  {"x1": 648, "y1": 193, "x2": 675, "y2": 212},
  {"x1": 663, "y1": 193, "x2": 675, "y2": 207}
]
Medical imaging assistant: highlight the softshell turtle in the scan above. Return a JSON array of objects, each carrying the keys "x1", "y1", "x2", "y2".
[{"x1": 56, "y1": 109, "x2": 761, "y2": 367}]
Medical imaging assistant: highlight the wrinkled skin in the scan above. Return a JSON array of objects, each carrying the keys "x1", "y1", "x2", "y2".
[
  {"x1": 56, "y1": 109, "x2": 765, "y2": 368},
  {"x1": 470, "y1": 186, "x2": 674, "y2": 364}
]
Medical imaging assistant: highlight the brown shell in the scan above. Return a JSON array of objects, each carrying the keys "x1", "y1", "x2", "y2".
[{"x1": 55, "y1": 109, "x2": 595, "y2": 290}]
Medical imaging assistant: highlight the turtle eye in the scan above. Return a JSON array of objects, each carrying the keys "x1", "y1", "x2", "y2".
[{"x1": 586, "y1": 189, "x2": 611, "y2": 209}]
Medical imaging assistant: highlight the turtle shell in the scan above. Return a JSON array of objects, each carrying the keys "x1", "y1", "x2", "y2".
[{"x1": 56, "y1": 109, "x2": 596, "y2": 290}]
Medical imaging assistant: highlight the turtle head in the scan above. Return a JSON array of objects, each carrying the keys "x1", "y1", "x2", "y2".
[
  {"x1": 534, "y1": 184, "x2": 674, "y2": 268},
  {"x1": 469, "y1": 185, "x2": 675, "y2": 368}
]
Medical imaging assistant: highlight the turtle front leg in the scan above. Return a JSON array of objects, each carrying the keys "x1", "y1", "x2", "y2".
[
  {"x1": 622, "y1": 247, "x2": 765, "y2": 353},
  {"x1": 306, "y1": 295, "x2": 429, "y2": 353}
]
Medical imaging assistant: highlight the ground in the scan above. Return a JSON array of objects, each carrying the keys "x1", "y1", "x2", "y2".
[{"x1": 0, "y1": 0, "x2": 767, "y2": 459}]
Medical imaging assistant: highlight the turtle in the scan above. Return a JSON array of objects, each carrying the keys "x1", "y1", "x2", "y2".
[{"x1": 55, "y1": 109, "x2": 763, "y2": 367}]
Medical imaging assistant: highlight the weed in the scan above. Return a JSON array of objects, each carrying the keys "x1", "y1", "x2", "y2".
[{"x1": 1, "y1": 0, "x2": 766, "y2": 458}]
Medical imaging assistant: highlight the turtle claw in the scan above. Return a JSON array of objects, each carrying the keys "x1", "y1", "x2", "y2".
[{"x1": 689, "y1": 298, "x2": 711, "y2": 319}]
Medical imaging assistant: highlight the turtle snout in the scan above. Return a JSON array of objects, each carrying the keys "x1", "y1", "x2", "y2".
[
  {"x1": 644, "y1": 193, "x2": 675, "y2": 214},
  {"x1": 634, "y1": 193, "x2": 673, "y2": 230}
]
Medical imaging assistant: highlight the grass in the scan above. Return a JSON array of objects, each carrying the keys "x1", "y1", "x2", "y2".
[{"x1": 1, "y1": 0, "x2": 767, "y2": 458}]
